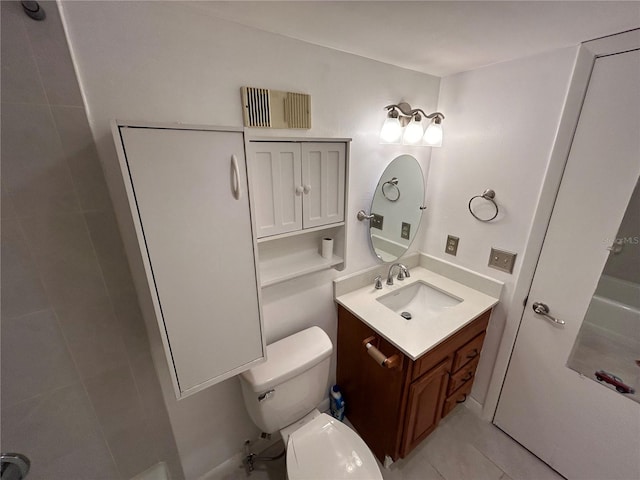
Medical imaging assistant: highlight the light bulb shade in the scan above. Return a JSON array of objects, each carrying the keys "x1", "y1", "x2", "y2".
[
  {"x1": 402, "y1": 118, "x2": 424, "y2": 145},
  {"x1": 380, "y1": 117, "x2": 402, "y2": 143},
  {"x1": 423, "y1": 121, "x2": 443, "y2": 147}
]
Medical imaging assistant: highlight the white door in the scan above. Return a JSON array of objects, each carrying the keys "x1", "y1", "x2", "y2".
[
  {"x1": 247, "y1": 142, "x2": 302, "y2": 237},
  {"x1": 119, "y1": 127, "x2": 264, "y2": 397},
  {"x1": 494, "y1": 48, "x2": 640, "y2": 478}
]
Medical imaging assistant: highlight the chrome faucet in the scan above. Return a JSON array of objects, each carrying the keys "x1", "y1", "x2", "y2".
[{"x1": 386, "y1": 263, "x2": 410, "y2": 286}]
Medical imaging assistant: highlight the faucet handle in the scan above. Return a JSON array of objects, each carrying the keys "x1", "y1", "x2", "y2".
[
  {"x1": 374, "y1": 275, "x2": 383, "y2": 290},
  {"x1": 397, "y1": 264, "x2": 410, "y2": 281}
]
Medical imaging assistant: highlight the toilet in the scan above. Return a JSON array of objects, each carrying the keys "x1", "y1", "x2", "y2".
[{"x1": 240, "y1": 326, "x2": 383, "y2": 480}]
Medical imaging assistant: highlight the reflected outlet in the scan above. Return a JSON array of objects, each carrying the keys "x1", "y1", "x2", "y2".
[
  {"x1": 370, "y1": 213, "x2": 383, "y2": 230},
  {"x1": 401, "y1": 222, "x2": 411, "y2": 240}
]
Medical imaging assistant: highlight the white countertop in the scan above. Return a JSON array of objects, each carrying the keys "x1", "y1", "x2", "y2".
[{"x1": 335, "y1": 266, "x2": 500, "y2": 360}]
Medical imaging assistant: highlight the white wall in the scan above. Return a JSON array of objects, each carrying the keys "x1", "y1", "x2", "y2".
[
  {"x1": 59, "y1": 1, "x2": 440, "y2": 477},
  {"x1": 423, "y1": 46, "x2": 579, "y2": 406}
]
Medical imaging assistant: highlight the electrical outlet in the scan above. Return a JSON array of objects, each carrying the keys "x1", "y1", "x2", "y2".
[
  {"x1": 488, "y1": 248, "x2": 517, "y2": 273},
  {"x1": 445, "y1": 235, "x2": 459, "y2": 256}
]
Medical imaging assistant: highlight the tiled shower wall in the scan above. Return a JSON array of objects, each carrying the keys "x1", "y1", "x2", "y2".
[{"x1": 0, "y1": 2, "x2": 183, "y2": 478}]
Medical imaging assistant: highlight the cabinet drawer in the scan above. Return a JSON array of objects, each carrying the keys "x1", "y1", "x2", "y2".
[
  {"x1": 451, "y1": 332, "x2": 485, "y2": 373},
  {"x1": 411, "y1": 311, "x2": 490, "y2": 382},
  {"x1": 442, "y1": 376, "x2": 474, "y2": 418},
  {"x1": 447, "y1": 356, "x2": 479, "y2": 396}
]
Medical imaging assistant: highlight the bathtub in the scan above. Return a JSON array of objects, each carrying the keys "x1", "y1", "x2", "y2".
[{"x1": 583, "y1": 275, "x2": 640, "y2": 346}]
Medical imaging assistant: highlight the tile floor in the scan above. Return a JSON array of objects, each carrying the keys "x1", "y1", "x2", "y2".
[{"x1": 218, "y1": 405, "x2": 564, "y2": 480}]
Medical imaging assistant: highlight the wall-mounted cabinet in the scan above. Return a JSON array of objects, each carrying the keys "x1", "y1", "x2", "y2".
[
  {"x1": 112, "y1": 123, "x2": 265, "y2": 399},
  {"x1": 247, "y1": 139, "x2": 349, "y2": 287}
]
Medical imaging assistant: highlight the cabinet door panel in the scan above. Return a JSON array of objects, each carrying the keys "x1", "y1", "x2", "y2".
[
  {"x1": 301, "y1": 143, "x2": 345, "y2": 228},
  {"x1": 401, "y1": 359, "x2": 451, "y2": 457},
  {"x1": 120, "y1": 127, "x2": 264, "y2": 396},
  {"x1": 337, "y1": 306, "x2": 406, "y2": 462},
  {"x1": 248, "y1": 142, "x2": 302, "y2": 237}
]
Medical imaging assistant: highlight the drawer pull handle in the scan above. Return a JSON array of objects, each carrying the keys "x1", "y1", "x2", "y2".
[
  {"x1": 456, "y1": 394, "x2": 468, "y2": 404},
  {"x1": 363, "y1": 336, "x2": 400, "y2": 369},
  {"x1": 466, "y1": 349, "x2": 479, "y2": 360},
  {"x1": 461, "y1": 372, "x2": 474, "y2": 384}
]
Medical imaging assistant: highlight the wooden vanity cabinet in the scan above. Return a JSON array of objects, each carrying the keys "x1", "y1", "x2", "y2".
[{"x1": 336, "y1": 305, "x2": 491, "y2": 462}]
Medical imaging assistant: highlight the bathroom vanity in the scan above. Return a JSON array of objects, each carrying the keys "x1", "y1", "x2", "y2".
[{"x1": 334, "y1": 257, "x2": 501, "y2": 463}]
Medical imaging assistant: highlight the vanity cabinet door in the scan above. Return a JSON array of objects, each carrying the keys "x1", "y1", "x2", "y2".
[
  {"x1": 301, "y1": 143, "x2": 346, "y2": 229},
  {"x1": 116, "y1": 126, "x2": 264, "y2": 398},
  {"x1": 401, "y1": 359, "x2": 451, "y2": 457},
  {"x1": 337, "y1": 306, "x2": 407, "y2": 462},
  {"x1": 247, "y1": 142, "x2": 302, "y2": 237}
]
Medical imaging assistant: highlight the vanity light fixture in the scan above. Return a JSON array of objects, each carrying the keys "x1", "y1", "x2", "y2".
[{"x1": 380, "y1": 102, "x2": 445, "y2": 146}]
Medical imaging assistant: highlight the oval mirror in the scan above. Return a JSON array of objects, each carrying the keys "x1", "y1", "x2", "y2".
[{"x1": 368, "y1": 155, "x2": 425, "y2": 262}]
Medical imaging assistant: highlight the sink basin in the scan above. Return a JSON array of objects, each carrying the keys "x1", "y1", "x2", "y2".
[{"x1": 377, "y1": 281, "x2": 462, "y2": 319}]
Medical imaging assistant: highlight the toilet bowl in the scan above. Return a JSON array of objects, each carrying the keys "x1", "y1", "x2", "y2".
[{"x1": 240, "y1": 327, "x2": 383, "y2": 480}]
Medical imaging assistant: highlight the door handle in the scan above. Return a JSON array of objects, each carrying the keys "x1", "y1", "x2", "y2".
[
  {"x1": 532, "y1": 302, "x2": 565, "y2": 326},
  {"x1": 1, "y1": 453, "x2": 30, "y2": 480},
  {"x1": 231, "y1": 155, "x2": 241, "y2": 200}
]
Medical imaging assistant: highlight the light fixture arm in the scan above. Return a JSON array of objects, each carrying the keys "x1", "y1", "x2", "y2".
[
  {"x1": 384, "y1": 103, "x2": 444, "y2": 123},
  {"x1": 384, "y1": 102, "x2": 414, "y2": 117},
  {"x1": 422, "y1": 111, "x2": 445, "y2": 122}
]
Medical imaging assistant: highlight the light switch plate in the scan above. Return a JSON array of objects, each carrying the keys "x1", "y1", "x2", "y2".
[
  {"x1": 488, "y1": 248, "x2": 517, "y2": 274},
  {"x1": 445, "y1": 235, "x2": 459, "y2": 256}
]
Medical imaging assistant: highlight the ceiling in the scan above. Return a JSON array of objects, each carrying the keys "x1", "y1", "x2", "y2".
[{"x1": 190, "y1": 1, "x2": 640, "y2": 77}]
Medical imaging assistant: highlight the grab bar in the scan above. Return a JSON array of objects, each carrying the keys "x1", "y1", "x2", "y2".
[{"x1": 362, "y1": 336, "x2": 400, "y2": 369}]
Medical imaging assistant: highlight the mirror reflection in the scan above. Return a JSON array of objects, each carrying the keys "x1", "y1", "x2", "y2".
[
  {"x1": 368, "y1": 155, "x2": 425, "y2": 262},
  {"x1": 567, "y1": 177, "x2": 640, "y2": 402}
]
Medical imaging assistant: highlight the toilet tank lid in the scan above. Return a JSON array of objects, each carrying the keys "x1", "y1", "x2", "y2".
[{"x1": 240, "y1": 327, "x2": 333, "y2": 392}]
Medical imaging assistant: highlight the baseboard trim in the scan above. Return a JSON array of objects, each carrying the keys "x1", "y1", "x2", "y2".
[{"x1": 464, "y1": 394, "x2": 486, "y2": 419}]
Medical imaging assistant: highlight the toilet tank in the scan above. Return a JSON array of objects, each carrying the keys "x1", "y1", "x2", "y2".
[{"x1": 240, "y1": 327, "x2": 333, "y2": 433}]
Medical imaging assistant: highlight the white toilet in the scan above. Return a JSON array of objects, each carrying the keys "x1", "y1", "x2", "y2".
[{"x1": 240, "y1": 326, "x2": 383, "y2": 480}]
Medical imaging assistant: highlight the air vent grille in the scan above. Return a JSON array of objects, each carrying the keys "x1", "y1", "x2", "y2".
[
  {"x1": 241, "y1": 87, "x2": 311, "y2": 129},
  {"x1": 242, "y1": 87, "x2": 271, "y2": 127},
  {"x1": 285, "y1": 92, "x2": 311, "y2": 129}
]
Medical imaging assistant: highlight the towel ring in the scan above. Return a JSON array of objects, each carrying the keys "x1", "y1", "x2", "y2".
[
  {"x1": 382, "y1": 177, "x2": 400, "y2": 202},
  {"x1": 468, "y1": 189, "x2": 499, "y2": 222}
]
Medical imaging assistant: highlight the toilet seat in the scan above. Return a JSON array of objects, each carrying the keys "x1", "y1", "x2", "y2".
[{"x1": 285, "y1": 413, "x2": 383, "y2": 480}]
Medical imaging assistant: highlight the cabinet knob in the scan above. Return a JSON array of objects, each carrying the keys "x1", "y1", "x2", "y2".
[
  {"x1": 303, "y1": 185, "x2": 311, "y2": 194},
  {"x1": 295, "y1": 185, "x2": 304, "y2": 196}
]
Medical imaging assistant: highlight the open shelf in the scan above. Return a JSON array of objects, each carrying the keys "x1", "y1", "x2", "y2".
[
  {"x1": 257, "y1": 224, "x2": 346, "y2": 288},
  {"x1": 259, "y1": 250, "x2": 344, "y2": 287},
  {"x1": 257, "y1": 222, "x2": 345, "y2": 244}
]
